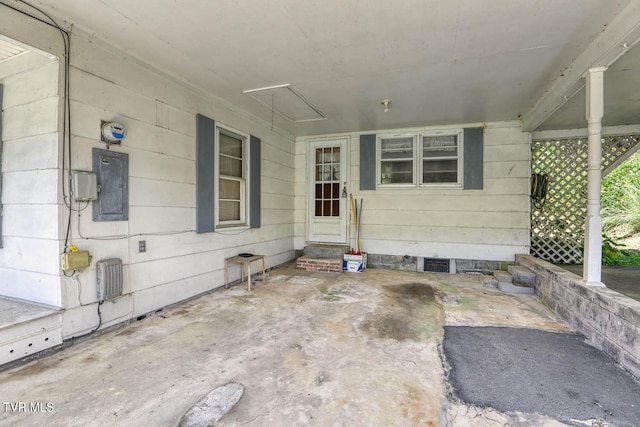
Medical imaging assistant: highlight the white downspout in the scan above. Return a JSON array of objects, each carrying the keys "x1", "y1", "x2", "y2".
[{"x1": 583, "y1": 67, "x2": 606, "y2": 286}]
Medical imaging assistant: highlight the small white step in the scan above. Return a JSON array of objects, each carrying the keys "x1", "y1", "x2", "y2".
[{"x1": 0, "y1": 297, "x2": 63, "y2": 367}]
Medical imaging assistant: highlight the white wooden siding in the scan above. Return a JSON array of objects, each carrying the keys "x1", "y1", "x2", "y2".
[
  {"x1": 295, "y1": 123, "x2": 531, "y2": 261},
  {"x1": 0, "y1": 49, "x2": 62, "y2": 306}
]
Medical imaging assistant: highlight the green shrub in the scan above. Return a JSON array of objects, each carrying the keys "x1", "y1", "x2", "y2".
[{"x1": 602, "y1": 151, "x2": 640, "y2": 238}]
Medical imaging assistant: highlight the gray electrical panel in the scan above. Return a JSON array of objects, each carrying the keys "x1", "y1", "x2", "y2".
[{"x1": 93, "y1": 148, "x2": 129, "y2": 221}]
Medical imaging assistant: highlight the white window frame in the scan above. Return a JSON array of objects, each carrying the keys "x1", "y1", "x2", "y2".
[
  {"x1": 377, "y1": 129, "x2": 464, "y2": 188},
  {"x1": 215, "y1": 124, "x2": 250, "y2": 228},
  {"x1": 419, "y1": 129, "x2": 464, "y2": 188},
  {"x1": 377, "y1": 133, "x2": 417, "y2": 187}
]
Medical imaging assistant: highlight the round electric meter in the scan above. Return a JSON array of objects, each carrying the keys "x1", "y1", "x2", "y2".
[{"x1": 101, "y1": 122, "x2": 127, "y2": 143}]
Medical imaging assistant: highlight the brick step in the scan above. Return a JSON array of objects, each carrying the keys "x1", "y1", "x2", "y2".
[
  {"x1": 303, "y1": 244, "x2": 349, "y2": 259},
  {"x1": 296, "y1": 256, "x2": 342, "y2": 273}
]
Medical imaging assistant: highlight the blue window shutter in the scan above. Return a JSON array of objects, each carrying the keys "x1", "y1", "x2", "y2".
[
  {"x1": 360, "y1": 134, "x2": 376, "y2": 190},
  {"x1": 249, "y1": 135, "x2": 261, "y2": 228},
  {"x1": 196, "y1": 114, "x2": 215, "y2": 233},
  {"x1": 463, "y1": 127, "x2": 483, "y2": 190}
]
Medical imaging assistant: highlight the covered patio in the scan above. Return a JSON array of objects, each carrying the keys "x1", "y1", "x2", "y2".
[{"x1": 1, "y1": 2, "x2": 640, "y2": 424}]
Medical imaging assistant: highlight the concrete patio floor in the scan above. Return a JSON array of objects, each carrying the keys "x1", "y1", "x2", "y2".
[{"x1": 0, "y1": 263, "x2": 636, "y2": 426}]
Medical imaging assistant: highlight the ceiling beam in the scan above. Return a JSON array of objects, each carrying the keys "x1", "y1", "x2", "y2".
[{"x1": 522, "y1": 0, "x2": 640, "y2": 132}]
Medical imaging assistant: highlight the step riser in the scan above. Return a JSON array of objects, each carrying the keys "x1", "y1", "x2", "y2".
[
  {"x1": 493, "y1": 270, "x2": 513, "y2": 284},
  {"x1": 303, "y1": 245, "x2": 349, "y2": 259},
  {"x1": 508, "y1": 265, "x2": 537, "y2": 285},
  {"x1": 498, "y1": 283, "x2": 535, "y2": 295}
]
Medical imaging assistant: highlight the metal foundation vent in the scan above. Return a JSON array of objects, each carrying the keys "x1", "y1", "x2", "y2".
[
  {"x1": 96, "y1": 258, "x2": 123, "y2": 301},
  {"x1": 424, "y1": 258, "x2": 450, "y2": 273}
]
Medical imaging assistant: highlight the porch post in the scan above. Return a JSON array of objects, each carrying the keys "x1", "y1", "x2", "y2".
[{"x1": 583, "y1": 67, "x2": 606, "y2": 286}]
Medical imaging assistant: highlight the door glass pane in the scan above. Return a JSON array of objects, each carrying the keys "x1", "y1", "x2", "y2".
[
  {"x1": 323, "y1": 200, "x2": 332, "y2": 216},
  {"x1": 323, "y1": 183, "x2": 333, "y2": 198},
  {"x1": 332, "y1": 165, "x2": 340, "y2": 180}
]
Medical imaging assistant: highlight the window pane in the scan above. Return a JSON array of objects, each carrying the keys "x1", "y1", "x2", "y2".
[
  {"x1": 220, "y1": 156, "x2": 242, "y2": 177},
  {"x1": 423, "y1": 159, "x2": 458, "y2": 183},
  {"x1": 315, "y1": 200, "x2": 322, "y2": 216},
  {"x1": 219, "y1": 201, "x2": 240, "y2": 221},
  {"x1": 381, "y1": 137, "x2": 413, "y2": 160},
  {"x1": 423, "y1": 135, "x2": 457, "y2": 158},
  {"x1": 220, "y1": 133, "x2": 243, "y2": 157},
  {"x1": 331, "y1": 200, "x2": 339, "y2": 216},
  {"x1": 381, "y1": 160, "x2": 413, "y2": 184},
  {"x1": 219, "y1": 179, "x2": 240, "y2": 199}
]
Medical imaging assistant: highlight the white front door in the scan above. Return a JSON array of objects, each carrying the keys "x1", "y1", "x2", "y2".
[{"x1": 307, "y1": 138, "x2": 349, "y2": 244}]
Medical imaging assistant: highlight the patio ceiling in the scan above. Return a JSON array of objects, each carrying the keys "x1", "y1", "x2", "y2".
[{"x1": 21, "y1": 0, "x2": 640, "y2": 136}]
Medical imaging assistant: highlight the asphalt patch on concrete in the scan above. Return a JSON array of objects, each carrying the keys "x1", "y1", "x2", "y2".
[{"x1": 442, "y1": 326, "x2": 640, "y2": 426}]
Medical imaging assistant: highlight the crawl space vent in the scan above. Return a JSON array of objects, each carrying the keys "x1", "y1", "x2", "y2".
[
  {"x1": 243, "y1": 84, "x2": 327, "y2": 122},
  {"x1": 96, "y1": 258, "x2": 123, "y2": 301},
  {"x1": 424, "y1": 258, "x2": 450, "y2": 273}
]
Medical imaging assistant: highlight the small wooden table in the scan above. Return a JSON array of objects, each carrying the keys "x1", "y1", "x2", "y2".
[{"x1": 224, "y1": 255, "x2": 266, "y2": 291}]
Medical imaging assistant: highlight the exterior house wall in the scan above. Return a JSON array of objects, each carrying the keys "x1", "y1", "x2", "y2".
[
  {"x1": 1, "y1": 10, "x2": 295, "y2": 339},
  {"x1": 0, "y1": 48, "x2": 62, "y2": 306},
  {"x1": 295, "y1": 122, "x2": 531, "y2": 263}
]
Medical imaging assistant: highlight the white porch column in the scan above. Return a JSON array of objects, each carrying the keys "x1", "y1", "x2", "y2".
[{"x1": 583, "y1": 67, "x2": 606, "y2": 286}]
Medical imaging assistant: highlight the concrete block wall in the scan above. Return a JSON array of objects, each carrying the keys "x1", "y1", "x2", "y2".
[{"x1": 516, "y1": 254, "x2": 640, "y2": 380}]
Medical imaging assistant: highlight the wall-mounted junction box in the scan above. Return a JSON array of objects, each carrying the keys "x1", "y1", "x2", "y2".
[
  {"x1": 71, "y1": 171, "x2": 98, "y2": 201},
  {"x1": 61, "y1": 251, "x2": 91, "y2": 271}
]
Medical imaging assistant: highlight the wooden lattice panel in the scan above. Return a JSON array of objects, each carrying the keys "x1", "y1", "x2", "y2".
[{"x1": 531, "y1": 135, "x2": 640, "y2": 264}]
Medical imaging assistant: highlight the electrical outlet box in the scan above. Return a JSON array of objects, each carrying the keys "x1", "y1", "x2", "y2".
[
  {"x1": 71, "y1": 171, "x2": 98, "y2": 201},
  {"x1": 61, "y1": 251, "x2": 91, "y2": 271},
  {"x1": 138, "y1": 240, "x2": 146, "y2": 253}
]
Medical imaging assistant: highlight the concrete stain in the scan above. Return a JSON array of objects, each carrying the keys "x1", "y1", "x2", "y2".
[
  {"x1": 360, "y1": 313, "x2": 416, "y2": 341},
  {"x1": 386, "y1": 282, "x2": 436, "y2": 303},
  {"x1": 7, "y1": 358, "x2": 62, "y2": 378}
]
